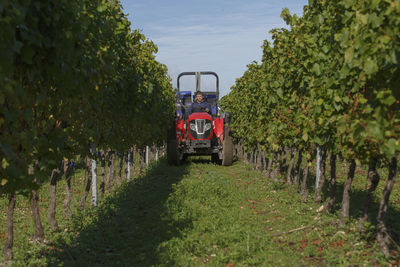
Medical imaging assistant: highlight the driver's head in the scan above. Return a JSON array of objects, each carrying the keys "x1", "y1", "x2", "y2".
[{"x1": 195, "y1": 92, "x2": 204, "y2": 102}]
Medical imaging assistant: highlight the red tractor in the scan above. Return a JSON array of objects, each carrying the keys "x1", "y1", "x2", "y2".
[{"x1": 167, "y1": 72, "x2": 233, "y2": 166}]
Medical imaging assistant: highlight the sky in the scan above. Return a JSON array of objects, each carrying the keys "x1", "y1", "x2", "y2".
[{"x1": 120, "y1": 0, "x2": 309, "y2": 97}]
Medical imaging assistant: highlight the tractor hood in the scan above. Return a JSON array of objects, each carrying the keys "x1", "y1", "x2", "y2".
[
  {"x1": 188, "y1": 112, "x2": 212, "y2": 121},
  {"x1": 188, "y1": 112, "x2": 213, "y2": 140}
]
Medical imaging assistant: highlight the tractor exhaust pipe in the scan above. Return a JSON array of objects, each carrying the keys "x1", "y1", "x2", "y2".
[{"x1": 195, "y1": 72, "x2": 201, "y2": 92}]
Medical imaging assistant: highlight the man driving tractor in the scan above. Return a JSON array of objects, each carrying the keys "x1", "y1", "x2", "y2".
[
  {"x1": 168, "y1": 71, "x2": 232, "y2": 166},
  {"x1": 189, "y1": 91, "x2": 211, "y2": 114}
]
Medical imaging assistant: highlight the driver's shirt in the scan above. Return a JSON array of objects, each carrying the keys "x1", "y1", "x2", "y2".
[{"x1": 189, "y1": 100, "x2": 211, "y2": 114}]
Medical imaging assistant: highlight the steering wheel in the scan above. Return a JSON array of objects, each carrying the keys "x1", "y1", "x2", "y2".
[{"x1": 192, "y1": 106, "x2": 210, "y2": 113}]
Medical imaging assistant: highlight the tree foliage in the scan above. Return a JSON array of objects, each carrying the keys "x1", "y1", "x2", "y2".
[
  {"x1": 0, "y1": 0, "x2": 175, "y2": 195},
  {"x1": 221, "y1": 0, "x2": 400, "y2": 164}
]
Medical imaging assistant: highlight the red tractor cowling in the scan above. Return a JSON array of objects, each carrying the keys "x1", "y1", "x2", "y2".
[{"x1": 167, "y1": 72, "x2": 233, "y2": 166}]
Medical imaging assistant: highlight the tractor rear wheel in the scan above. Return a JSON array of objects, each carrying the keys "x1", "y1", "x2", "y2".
[
  {"x1": 167, "y1": 122, "x2": 180, "y2": 165},
  {"x1": 167, "y1": 139, "x2": 180, "y2": 165},
  {"x1": 221, "y1": 127, "x2": 233, "y2": 166}
]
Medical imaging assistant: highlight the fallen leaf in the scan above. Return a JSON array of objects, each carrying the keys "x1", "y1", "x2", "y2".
[
  {"x1": 313, "y1": 239, "x2": 323, "y2": 245},
  {"x1": 331, "y1": 240, "x2": 345, "y2": 247},
  {"x1": 299, "y1": 239, "x2": 308, "y2": 249}
]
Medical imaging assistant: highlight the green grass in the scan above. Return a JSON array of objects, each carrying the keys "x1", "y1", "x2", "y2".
[{"x1": 1, "y1": 157, "x2": 399, "y2": 266}]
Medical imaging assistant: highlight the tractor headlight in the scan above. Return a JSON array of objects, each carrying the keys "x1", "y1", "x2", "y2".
[
  {"x1": 190, "y1": 123, "x2": 196, "y2": 131},
  {"x1": 205, "y1": 122, "x2": 212, "y2": 131}
]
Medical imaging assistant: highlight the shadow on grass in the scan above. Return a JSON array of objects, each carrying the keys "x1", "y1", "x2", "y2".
[
  {"x1": 274, "y1": 163, "x2": 400, "y2": 246},
  {"x1": 303, "y1": 172, "x2": 400, "y2": 244},
  {"x1": 322, "y1": 181, "x2": 400, "y2": 233},
  {"x1": 43, "y1": 160, "x2": 190, "y2": 266}
]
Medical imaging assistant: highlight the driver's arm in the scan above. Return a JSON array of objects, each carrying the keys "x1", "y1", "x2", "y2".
[
  {"x1": 188, "y1": 103, "x2": 193, "y2": 114},
  {"x1": 205, "y1": 102, "x2": 212, "y2": 113}
]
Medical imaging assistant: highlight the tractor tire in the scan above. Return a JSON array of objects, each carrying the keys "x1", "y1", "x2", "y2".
[
  {"x1": 211, "y1": 153, "x2": 221, "y2": 165},
  {"x1": 221, "y1": 127, "x2": 233, "y2": 166},
  {"x1": 167, "y1": 122, "x2": 180, "y2": 165},
  {"x1": 167, "y1": 139, "x2": 180, "y2": 165}
]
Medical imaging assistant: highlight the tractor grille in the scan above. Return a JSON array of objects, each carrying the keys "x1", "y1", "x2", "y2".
[
  {"x1": 190, "y1": 119, "x2": 212, "y2": 139},
  {"x1": 197, "y1": 119, "x2": 205, "y2": 134}
]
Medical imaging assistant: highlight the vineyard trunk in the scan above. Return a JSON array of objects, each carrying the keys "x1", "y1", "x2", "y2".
[
  {"x1": 48, "y1": 166, "x2": 61, "y2": 231},
  {"x1": 243, "y1": 150, "x2": 248, "y2": 164},
  {"x1": 376, "y1": 157, "x2": 397, "y2": 256},
  {"x1": 234, "y1": 144, "x2": 238, "y2": 159},
  {"x1": 132, "y1": 147, "x2": 137, "y2": 177},
  {"x1": 265, "y1": 153, "x2": 273, "y2": 177},
  {"x1": 293, "y1": 149, "x2": 303, "y2": 185},
  {"x1": 262, "y1": 150, "x2": 267, "y2": 171},
  {"x1": 239, "y1": 140, "x2": 244, "y2": 160},
  {"x1": 282, "y1": 147, "x2": 290, "y2": 173},
  {"x1": 31, "y1": 189, "x2": 45, "y2": 241},
  {"x1": 106, "y1": 151, "x2": 115, "y2": 191},
  {"x1": 152, "y1": 145, "x2": 157, "y2": 162},
  {"x1": 271, "y1": 153, "x2": 279, "y2": 181},
  {"x1": 99, "y1": 151, "x2": 106, "y2": 198},
  {"x1": 339, "y1": 159, "x2": 356, "y2": 225},
  {"x1": 253, "y1": 148, "x2": 257, "y2": 169},
  {"x1": 2, "y1": 193, "x2": 16, "y2": 261},
  {"x1": 286, "y1": 148, "x2": 295, "y2": 185},
  {"x1": 359, "y1": 158, "x2": 380, "y2": 230},
  {"x1": 117, "y1": 153, "x2": 123, "y2": 184},
  {"x1": 139, "y1": 149, "x2": 144, "y2": 173},
  {"x1": 253, "y1": 149, "x2": 257, "y2": 168},
  {"x1": 325, "y1": 154, "x2": 337, "y2": 213},
  {"x1": 250, "y1": 149, "x2": 255, "y2": 167},
  {"x1": 301, "y1": 161, "x2": 309, "y2": 201},
  {"x1": 125, "y1": 150, "x2": 131, "y2": 181},
  {"x1": 63, "y1": 161, "x2": 73, "y2": 219},
  {"x1": 79, "y1": 157, "x2": 92, "y2": 210},
  {"x1": 314, "y1": 148, "x2": 327, "y2": 203},
  {"x1": 256, "y1": 147, "x2": 262, "y2": 170},
  {"x1": 277, "y1": 150, "x2": 284, "y2": 176}
]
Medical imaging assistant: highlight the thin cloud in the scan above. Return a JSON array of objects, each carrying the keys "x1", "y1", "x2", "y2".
[{"x1": 121, "y1": 0, "x2": 307, "y2": 96}]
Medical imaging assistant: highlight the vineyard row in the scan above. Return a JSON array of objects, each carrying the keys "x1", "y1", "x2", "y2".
[{"x1": 221, "y1": 0, "x2": 399, "y2": 256}]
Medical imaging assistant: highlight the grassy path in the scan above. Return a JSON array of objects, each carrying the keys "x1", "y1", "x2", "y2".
[{"x1": 2, "y1": 159, "x2": 399, "y2": 266}]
